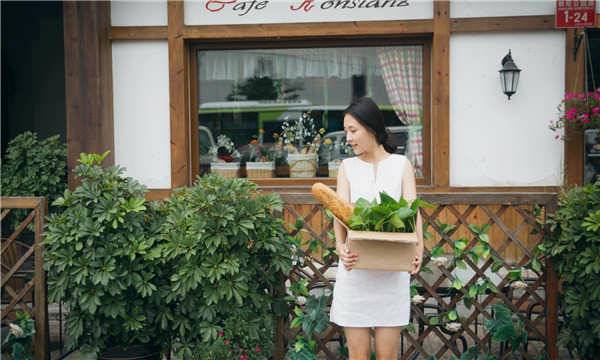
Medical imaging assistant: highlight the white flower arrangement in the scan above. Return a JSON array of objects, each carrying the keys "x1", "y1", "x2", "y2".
[
  {"x1": 280, "y1": 112, "x2": 324, "y2": 154},
  {"x1": 209, "y1": 134, "x2": 241, "y2": 162}
]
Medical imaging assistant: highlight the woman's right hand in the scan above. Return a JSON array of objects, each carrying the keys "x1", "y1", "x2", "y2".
[{"x1": 337, "y1": 244, "x2": 359, "y2": 271}]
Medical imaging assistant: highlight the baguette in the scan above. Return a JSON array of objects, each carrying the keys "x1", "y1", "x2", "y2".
[{"x1": 311, "y1": 182, "x2": 354, "y2": 226}]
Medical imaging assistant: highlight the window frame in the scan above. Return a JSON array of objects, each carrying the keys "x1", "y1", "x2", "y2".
[{"x1": 189, "y1": 36, "x2": 432, "y2": 187}]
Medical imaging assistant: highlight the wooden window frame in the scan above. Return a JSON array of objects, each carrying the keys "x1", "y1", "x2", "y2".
[{"x1": 189, "y1": 36, "x2": 432, "y2": 187}]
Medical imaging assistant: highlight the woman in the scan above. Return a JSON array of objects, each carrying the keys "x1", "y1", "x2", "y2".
[{"x1": 329, "y1": 97, "x2": 423, "y2": 360}]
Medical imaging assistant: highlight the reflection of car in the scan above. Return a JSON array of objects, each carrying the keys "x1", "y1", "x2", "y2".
[
  {"x1": 199, "y1": 125, "x2": 215, "y2": 165},
  {"x1": 320, "y1": 126, "x2": 410, "y2": 163}
]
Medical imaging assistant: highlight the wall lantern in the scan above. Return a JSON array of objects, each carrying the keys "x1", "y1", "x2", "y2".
[{"x1": 498, "y1": 50, "x2": 521, "y2": 100}]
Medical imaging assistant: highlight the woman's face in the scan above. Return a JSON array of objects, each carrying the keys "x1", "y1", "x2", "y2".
[{"x1": 343, "y1": 114, "x2": 378, "y2": 156}]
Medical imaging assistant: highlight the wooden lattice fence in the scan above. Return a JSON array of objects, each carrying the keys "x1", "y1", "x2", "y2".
[
  {"x1": 1, "y1": 197, "x2": 49, "y2": 360},
  {"x1": 277, "y1": 192, "x2": 558, "y2": 360}
]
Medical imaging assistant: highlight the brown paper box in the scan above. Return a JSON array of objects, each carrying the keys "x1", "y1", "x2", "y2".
[{"x1": 335, "y1": 216, "x2": 417, "y2": 272}]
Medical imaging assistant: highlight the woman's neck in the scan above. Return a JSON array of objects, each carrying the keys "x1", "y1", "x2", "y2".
[{"x1": 358, "y1": 145, "x2": 389, "y2": 164}]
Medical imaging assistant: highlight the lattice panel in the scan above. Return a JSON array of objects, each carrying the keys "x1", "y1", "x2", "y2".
[
  {"x1": 1, "y1": 197, "x2": 48, "y2": 360},
  {"x1": 277, "y1": 193, "x2": 558, "y2": 360}
]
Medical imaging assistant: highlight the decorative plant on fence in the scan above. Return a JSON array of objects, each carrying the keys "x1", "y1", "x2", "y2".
[
  {"x1": 286, "y1": 217, "x2": 336, "y2": 360},
  {"x1": 156, "y1": 174, "x2": 294, "y2": 359},
  {"x1": 542, "y1": 180, "x2": 600, "y2": 359},
  {"x1": 414, "y1": 217, "x2": 545, "y2": 358},
  {"x1": 426, "y1": 303, "x2": 529, "y2": 360},
  {"x1": 1, "y1": 311, "x2": 35, "y2": 360}
]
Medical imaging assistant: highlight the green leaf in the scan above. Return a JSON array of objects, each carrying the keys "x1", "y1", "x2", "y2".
[
  {"x1": 431, "y1": 245, "x2": 444, "y2": 257},
  {"x1": 447, "y1": 309, "x2": 458, "y2": 321},
  {"x1": 452, "y1": 278, "x2": 463, "y2": 290}
]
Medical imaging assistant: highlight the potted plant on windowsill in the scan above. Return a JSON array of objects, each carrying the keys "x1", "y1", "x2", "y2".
[
  {"x1": 245, "y1": 130, "x2": 276, "y2": 178},
  {"x1": 209, "y1": 134, "x2": 242, "y2": 178},
  {"x1": 280, "y1": 112, "x2": 324, "y2": 178}
]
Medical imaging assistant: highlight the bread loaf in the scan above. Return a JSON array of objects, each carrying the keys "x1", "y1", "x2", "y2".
[{"x1": 311, "y1": 182, "x2": 354, "y2": 225}]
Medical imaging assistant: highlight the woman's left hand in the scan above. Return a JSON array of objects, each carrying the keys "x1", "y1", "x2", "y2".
[{"x1": 411, "y1": 253, "x2": 422, "y2": 275}]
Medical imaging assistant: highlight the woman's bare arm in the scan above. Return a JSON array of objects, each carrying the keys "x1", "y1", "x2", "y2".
[
  {"x1": 402, "y1": 159, "x2": 423, "y2": 274},
  {"x1": 334, "y1": 162, "x2": 358, "y2": 270}
]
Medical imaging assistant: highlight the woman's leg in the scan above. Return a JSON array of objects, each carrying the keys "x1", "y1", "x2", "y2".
[
  {"x1": 374, "y1": 326, "x2": 402, "y2": 360},
  {"x1": 344, "y1": 327, "x2": 371, "y2": 360}
]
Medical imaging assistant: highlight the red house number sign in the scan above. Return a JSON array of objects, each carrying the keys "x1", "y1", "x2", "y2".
[{"x1": 556, "y1": 0, "x2": 596, "y2": 28}]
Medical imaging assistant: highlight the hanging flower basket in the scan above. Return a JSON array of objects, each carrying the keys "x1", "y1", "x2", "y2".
[{"x1": 550, "y1": 90, "x2": 600, "y2": 140}]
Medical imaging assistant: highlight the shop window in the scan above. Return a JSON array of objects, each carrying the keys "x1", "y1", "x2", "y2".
[{"x1": 195, "y1": 45, "x2": 429, "y2": 180}]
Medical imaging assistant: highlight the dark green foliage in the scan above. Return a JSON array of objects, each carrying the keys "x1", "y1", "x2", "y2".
[
  {"x1": 158, "y1": 174, "x2": 294, "y2": 360},
  {"x1": 544, "y1": 181, "x2": 600, "y2": 359},
  {"x1": 44, "y1": 152, "x2": 167, "y2": 355}
]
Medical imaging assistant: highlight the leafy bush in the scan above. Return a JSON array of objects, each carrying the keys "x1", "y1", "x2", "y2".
[
  {"x1": 44, "y1": 152, "x2": 167, "y2": 355},
  {"x1": 1, "y1": 131, "x2": 67, "y2": 228},
  {"x1": 544, "y1": 181, "x2": 600, "y2": 358},
  {"x1": 157, "y1": 175, "x2": 294, "y2": 359}
]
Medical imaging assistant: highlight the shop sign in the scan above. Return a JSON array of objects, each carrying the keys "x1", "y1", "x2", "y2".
[{"x1": 184, "y1": 0, "x2": 433, "y2": 25}]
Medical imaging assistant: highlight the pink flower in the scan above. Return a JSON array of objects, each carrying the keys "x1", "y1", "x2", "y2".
[
  {"x1": 566, "y1": 108, "x2": 577, "y2": 120},
  {"x1": 583, "y1": 118, "x2": 591, "y2": 124},
  {"x1": 255, "y1": 345, "x2": 262, "y2": 353},
  {"x1": 240, "y1": 354, "x2": 248, "y2": 360},
  {"x1": 593, "y1": 107, "x2": 600, "y2": 113},
  {"x1": 582, "y1": 113, "x2": 590, "y2": 120},
  {"x1": 218, "y1": 331, "x2": 224, "y2": 337},
  {"x1": 224, "y1": 339, "x2": 231, "y2": 345}
]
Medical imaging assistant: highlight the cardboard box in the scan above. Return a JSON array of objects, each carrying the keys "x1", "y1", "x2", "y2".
[{"x1": 335, "y1": 216, "x2": 417, "y2": 272}]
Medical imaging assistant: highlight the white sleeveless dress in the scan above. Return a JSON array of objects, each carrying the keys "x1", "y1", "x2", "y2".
[{"x1": 329, "y1": 154, "x2": 411, "y2": 327}]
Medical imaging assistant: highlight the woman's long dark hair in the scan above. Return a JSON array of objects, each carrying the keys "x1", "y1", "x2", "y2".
[{"x1": 343, "y1": 97, "x2": 395, "y2": 154}]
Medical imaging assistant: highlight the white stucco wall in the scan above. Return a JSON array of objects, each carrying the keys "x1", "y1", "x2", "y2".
[
  {"x1": 452, "y1": 0, "x2": 600, "y2": 18},
  {"x1": 111, "y1": 1, "x2": 168, "y2": 26},
  {"x1": 112, "y1": 41, "x2": 171, "y2": 188},
  {"x1": 449, "y1": 31, "x2": 565, "y2": 187}
]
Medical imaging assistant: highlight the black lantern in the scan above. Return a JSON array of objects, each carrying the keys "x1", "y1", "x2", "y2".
[{"x1": 499, "y1": 50, "x2": 521, "y2": 100}]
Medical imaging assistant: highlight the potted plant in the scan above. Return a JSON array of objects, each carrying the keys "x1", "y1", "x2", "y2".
[
  {"x1": 156, "y1": 175, "x2": 294, "y2": 358},
  {"x1": 550, "y1": 89, "x2": 600, "y2": 140},
  {"x1": 245, "y1": 130, "x2": 276, "y2": 178},
  {"x1": 280, "y1": 112, "x2": 324, "y2": 178},
  {"x1": 44, "y1": 152, "x2": 167, "y2": 358},
  {"x1": 209, "y1": 134, "x2": 242, "y2": 178}
]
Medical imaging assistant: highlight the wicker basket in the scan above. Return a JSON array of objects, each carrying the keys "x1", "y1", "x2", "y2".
[
  {"x1": 246, "y1": 161, "x2": 275, "y2": 178},
  {"x1": 287, "y1": 153, "x2": 318, "y2": 178},
  {"x1": 328, "y1": 160, "x2": 341, "y2": 178},
  {"x1": 210, "y1": 162, "x2": 240, "y2": 178}
]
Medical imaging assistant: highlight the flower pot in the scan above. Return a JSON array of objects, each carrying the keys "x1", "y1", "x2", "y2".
[
  {"x1": 287, "y1": 153, "x2": 317, "y2": 178},
  {"x1": 99, "y1": 345, "x2": 161, "y2": 360},
  {"x1": 246, "y1": 161, "x2": 275, "y2": 178},
  {"x1": 210, "y1": 162, "x2": 240, "y2": 178},
  {"x1": 328, "y1": 160, "x2": 342, "y2": 178}
]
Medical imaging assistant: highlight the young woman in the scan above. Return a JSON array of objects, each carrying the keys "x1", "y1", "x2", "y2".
[{"x1": 329, "y1": 97, "x2": 423, "y2": 360}]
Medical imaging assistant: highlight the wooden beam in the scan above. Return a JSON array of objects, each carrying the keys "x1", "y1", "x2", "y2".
[
  {"x1": 432, "y1": 0, "x2": 450, "y2": 188},
  {"x1": 168, "y1": 1, "x2": 190, "y2": 188},
  {"x1": 451, "y1": 15, "x2": 555, "y2": 33},
  {"x1": 110, "y1": 26, "x2": 168, "y2": 40},
  {"x1": 564, "y1": 29, "x2": 585, "y2": 187},
  {"x1": 182, "y1": 19, "x2": 433, "y2": 40},
  {"x1": 64, "y1": 2, "x2": 114, "y2": 189}
]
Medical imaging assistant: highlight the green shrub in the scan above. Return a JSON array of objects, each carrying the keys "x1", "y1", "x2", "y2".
[
  {"x1": 1, "y1": 131, "x2": 67, "y2": 228},
  {"x1": 44, "y1": 152, "x2": 168, "y2": 355},
  {"x1": 158, "y1": 174, "x2": 294, "y2": 359},
  {"x1": 544, "y1": 181, "x2": 600, "y2": 359}
]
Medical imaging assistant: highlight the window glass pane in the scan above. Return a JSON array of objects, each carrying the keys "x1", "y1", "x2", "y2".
[{"x1": 197, "y1": 46, "x2": 425, "y2": 178}]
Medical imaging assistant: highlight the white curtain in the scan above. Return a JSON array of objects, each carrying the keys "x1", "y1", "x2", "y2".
[{"x1": 376, "y1": 46, "x2": 423, "y2": 177}]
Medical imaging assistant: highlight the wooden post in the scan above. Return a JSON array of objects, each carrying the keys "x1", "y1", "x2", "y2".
[
  {"x1": 34, "y1": 198, "x2": 49, "y2": 360},
  {"x1": 168, "y1": 1, "x2": 191, "y2": 188},
  {"x1": 63, "y1": 2, "x2": 114, "y2": 189},
  {"x1": 432, "y1": 0, "x2": 450, "y2": 189},
  {"x1": 544, "y1": 198, "x2": 559, "y2": 360}
]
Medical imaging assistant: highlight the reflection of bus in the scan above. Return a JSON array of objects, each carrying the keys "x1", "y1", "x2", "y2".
[{"x1": 321, "y1": 126, "x2": 410, "y2": 162}]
